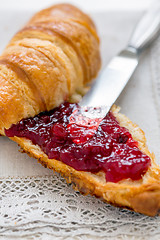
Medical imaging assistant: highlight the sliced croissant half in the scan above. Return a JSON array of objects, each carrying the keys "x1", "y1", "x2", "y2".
[{"x1": 0, "y1": 3, "x2": 160, "y2": 216}]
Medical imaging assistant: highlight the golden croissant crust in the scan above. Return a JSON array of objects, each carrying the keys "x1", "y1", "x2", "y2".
[{"x1": 0, "y1": 3, "x2": 101, "y2": 132}]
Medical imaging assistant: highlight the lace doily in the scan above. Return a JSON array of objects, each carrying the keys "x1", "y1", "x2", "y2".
[
  {"x1": 0, "y1": 11, "x2": 160, "y2": 240},
  {"x1": 1, "y1": 175, "x2": 160, "y2": 240}
]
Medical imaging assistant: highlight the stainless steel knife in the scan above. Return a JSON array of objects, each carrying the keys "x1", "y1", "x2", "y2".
[{"x1": 79, "y1": 3, "x2": 160, "y2": 119}]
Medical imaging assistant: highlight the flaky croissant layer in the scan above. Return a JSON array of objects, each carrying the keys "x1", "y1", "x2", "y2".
[{"x1": 0, "y1": 3, "x2": 101, "y2": 132}]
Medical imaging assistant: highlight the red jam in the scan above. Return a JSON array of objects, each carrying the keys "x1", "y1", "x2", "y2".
[{"x1": 5, "y1": 102, "x2": 151, "y2": 182}]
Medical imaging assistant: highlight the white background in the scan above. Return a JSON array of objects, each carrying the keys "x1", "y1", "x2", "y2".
[{"x1": 0, "y1": 0, "x2": 156, "y2": 11}]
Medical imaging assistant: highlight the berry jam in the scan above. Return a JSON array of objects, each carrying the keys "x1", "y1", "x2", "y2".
[{"x1": 5, "y1": 102, "x2": 151, "y2": 182}]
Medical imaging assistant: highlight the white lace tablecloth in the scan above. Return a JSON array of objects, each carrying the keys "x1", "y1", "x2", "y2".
[{"x1": 0, "y1": 6, "x2": 160, "y2": 240}]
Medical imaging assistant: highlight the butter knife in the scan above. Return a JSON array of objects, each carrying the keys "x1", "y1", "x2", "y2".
[{"x1": 79, "y1": 4, "x2": 160, "y2": 119}]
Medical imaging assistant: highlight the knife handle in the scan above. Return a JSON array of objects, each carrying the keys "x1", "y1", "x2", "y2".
[{"x1": 128, "y1": 3, "x2": 160, "y2": 53}]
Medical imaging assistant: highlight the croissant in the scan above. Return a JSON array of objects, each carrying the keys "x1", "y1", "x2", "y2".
[
  {"x1": 1, "y1": 3, "x2": 160, "y2": 217},
  {"x1": 0, "y1": 3, "x2": 101, "y2": 132}
]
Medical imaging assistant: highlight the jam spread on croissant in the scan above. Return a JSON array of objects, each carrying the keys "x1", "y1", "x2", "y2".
[{"x1": 5, "y1": 102, "x2": 151, "y2": 182}]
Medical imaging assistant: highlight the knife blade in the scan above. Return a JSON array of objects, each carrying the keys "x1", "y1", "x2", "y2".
[{"x1": 79, "y1": 3, "x2": 160, "y2": 119}]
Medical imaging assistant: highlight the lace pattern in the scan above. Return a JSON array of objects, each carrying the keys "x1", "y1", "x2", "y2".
[{"x1": 1, "y1": 175, "x2": 160, "y2": 240}]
